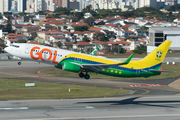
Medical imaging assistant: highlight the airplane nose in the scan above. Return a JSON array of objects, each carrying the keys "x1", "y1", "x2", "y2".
[{"x1": 4, "y1": 47, "x2": 10, "y2": 53}]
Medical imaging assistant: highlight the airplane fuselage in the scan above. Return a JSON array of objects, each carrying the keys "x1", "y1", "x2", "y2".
[{"x1": 5, "y1": 43, "x2": 161, "y2": 78}]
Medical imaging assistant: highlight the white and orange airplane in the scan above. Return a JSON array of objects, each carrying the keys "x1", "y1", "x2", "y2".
[{"x1": 4, "y1": 40, "x2": 173, "y2": 79}]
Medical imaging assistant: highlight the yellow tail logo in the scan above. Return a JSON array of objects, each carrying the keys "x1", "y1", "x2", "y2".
[{"x1": 141, "y1": 40, "x2": 172, "y2": 67}]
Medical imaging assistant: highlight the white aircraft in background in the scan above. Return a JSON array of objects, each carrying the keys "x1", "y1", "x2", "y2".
[{"x1": 4, "y1": 40, "x2": 172, "y2": 79}]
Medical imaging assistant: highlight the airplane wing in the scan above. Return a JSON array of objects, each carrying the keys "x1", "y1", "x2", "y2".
[{"x1": 71, "y1": 53, "x2": 134, "y2": 71}]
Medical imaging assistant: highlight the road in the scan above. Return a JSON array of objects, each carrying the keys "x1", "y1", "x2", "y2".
[{"x1": 0, "y1": 61, "x2": 180, "y2": 120}]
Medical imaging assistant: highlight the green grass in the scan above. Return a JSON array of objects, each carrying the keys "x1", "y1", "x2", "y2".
[
  {"x1": 48, "y1": 63, "x2": 180, "y2": 80},
  {"x1": 0, "y1": 79, "x2": 129, "y2": 100}
]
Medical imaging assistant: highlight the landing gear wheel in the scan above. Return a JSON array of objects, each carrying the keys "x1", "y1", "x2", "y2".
[
  {"x1": 79, "y1": 72, "x2": 84, "y2": 78},
  {"x1": 18, "y1": 62, "x2": 21, "y2": 65},
  {"x1": 84, "y1": 74, "x2": 90, "y2": 80}
]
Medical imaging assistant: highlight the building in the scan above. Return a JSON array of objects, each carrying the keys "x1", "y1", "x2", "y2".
[
  {"x1": 78, "y1": 0, "x2": 84, "y2": 11},
  {"x1": 52, "y1": 0, "x2": 69, "y2": 8},
  {"x1": 149, "y1": 27, "x2": 180, "y2": 50},
  {"x1": 140, "y1": 0, "x2": 157, "y2": 9},
  {"x1": 35, "y1": 0, "x2": 44, "y2": 12},
  {"x1": 18, "y1": 0, "x2": 24, "y2": 12},
  {"x1": 69, "y1": 0, "x2": 79, "y2": 10},
  {"x1": 4, "y1": 0, "x2": 9, "y2": 12},
  {"x1": 53, "y1": 0, "x2": 63, "y2": 7},
  {"x1": 26, "y1": 0, "x2": 35, "y2": 12},
  {"x1": 0, "y1": 0, "x2": 3, "y2": 14},
  {"x1": 62, "y1": 0, "x2": 70, "y2": 8},
  {"x1": 11, "y1": 0, "x2": 18, "y2": 10},
  {"x1": 165, "y1": 0, "x2": 178, "y2": 6}
]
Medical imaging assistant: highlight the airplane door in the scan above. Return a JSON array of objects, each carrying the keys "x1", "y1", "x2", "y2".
[
  {"x1": 136, "y1": 67, "x2": 140, "y2": 75},
  {"x1": 25, "y1": 45, "x2": 30, "y2": 54}
]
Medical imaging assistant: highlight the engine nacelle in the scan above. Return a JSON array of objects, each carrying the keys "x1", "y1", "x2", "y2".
[{"x1": 62, "y1": 62, "x2": 81, "y2": 72}]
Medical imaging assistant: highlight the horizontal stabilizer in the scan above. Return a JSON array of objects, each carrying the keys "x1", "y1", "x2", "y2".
[{"x1": 149, "y1": 69, "x2": 175, "y2": 73}]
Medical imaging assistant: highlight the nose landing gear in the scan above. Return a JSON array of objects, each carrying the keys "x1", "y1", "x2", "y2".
[{"x1": 18, "y1": 58, "x2": 21, "y2": 65}]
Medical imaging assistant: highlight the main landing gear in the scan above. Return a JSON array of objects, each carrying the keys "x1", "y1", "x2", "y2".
[{"x1": 79, "y1": 71, "x2": 90, "y2": 80}]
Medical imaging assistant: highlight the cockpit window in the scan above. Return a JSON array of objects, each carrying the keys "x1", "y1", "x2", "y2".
[{"x1": 12, "y1": 45, "x2": 19, "y2": 48}]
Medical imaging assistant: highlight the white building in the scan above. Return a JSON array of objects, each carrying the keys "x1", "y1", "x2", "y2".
[
  {"x1": 4, "y1": 0, "x2": 9, "y2": 12},
  {"x1": 18, "y1": 0, "x2": 23, "y2": 12},
  {"x1": 11, "y1": 0, "x2": 18, "y2": 10},
  {"x1": 35, "y1": 0, "x2": 43, "y2": 12},
  {"x1": 44, "y1": 0, "x2": 56, "y2": 11},
  {"x1": 0, "y1": 0, "x2": 3, "y2": 14},
  {"x1": 149, "y1": 27, "x2": 180, "y2": 50},
  {"x1": 77, "y1": 0, "x2": 84, "y2": 11},
  {"x1": 0, "y1": 0, "x2": 10, "y2": 13}
]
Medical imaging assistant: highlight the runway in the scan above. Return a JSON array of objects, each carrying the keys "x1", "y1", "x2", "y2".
[
  {"x1": 0, "y1": 61, "x2": 180, "y2": 120},
  {"x1": 1, "y1": 96, "x2": 180, "y2": 120}
]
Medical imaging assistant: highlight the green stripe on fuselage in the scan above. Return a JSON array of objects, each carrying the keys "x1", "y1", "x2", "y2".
[{"x1": 56, "y1": 57, "x2": 161, "y2": 78}]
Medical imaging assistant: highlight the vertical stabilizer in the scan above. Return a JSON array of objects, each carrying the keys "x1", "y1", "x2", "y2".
[{"x1": 140, "y1": 40, "x2": 172, "y2": 68}]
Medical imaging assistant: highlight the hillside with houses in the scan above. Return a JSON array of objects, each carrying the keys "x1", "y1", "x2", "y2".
[{"x1": 0, "y1": 7, "x2": 180, "y2": 54}]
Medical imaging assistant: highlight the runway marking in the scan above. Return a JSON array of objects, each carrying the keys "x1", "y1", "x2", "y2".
[
  {"x1": 27, "y1": 114, "x2": 180, "y2": 119},
  {"x1": 140, "y1": 102, "x2": 180, "y2": 105},
  {"x1": 38, "y1": 68, "x2": 53, "y2": 75},
  {"x1": 51, "y1": 105, "x2": 94, "y2": 110},
  {"x1": 135, "y1": 88, "x2": 149, "y2": 95},
  {"x1": 128, "y1": 84, "x2": 163, "y2": 87},
  {"x1": 0, "y1": 76, "x2": 31, "y2": 78},
  {"x1": 0, "y1": 107, "x2": 28, "y2": 110},
  {"x1": 30, "y1": 76, "x2": 43, "y2": 78}
]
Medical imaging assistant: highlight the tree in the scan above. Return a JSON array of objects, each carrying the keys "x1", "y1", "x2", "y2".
[
  {"x1": 36, "y1": 11, "x2": 46, "y2": 15},
  {"x1": 0, "y1": 13, "x2": 2, "y2": 19},
  {"x1": 0, "y1": 39, "x2": 5, "y2": 48},
  {"x1": 74, "y1": 26, "x2": 89, "y2": 32},
  {"x1": 112, "y1": 47, "x2": 126, "y2": 54},
  {"x1": 93, "y1": 33, "x2": 109, "y2": 42},
  {"x1": 56, "y1": 41, "x2": 63, "y2": 48},
  {"x1": 125, "y1": 36, "x2": 137, "y2": 41},
  {"x1": 17, "y1": 39, "x2": 27, "y2": 43},
  {"x1": 86, "y1": 48, "x2": 93, "y2": 54},
  {"x1": 19, "y1": 12, "x2": 27, "y2": 16},
  {"x1": 115, "y1": 23, "x2": 122, "y2": 27},
  {"x1": 54, "y1": 7, "x2": 70, "y2": 15},
  {"x1": 5, "y1": 16, "x2": 13, "y2": 33},
  {"x1": 133, "y1": 45, "x2": 147, "y2": 54},
  {"x1": 141, "y1": 26, "x2": 149, "y2": 30},
  {"x1": 83, "y1": 17, "x2": 95, "y2": 26},
  {"x1": 29, "y1": 32, "x2": 37, "y2": 40},
  {"x1": 82, "y1": 36, "x2": 90, "y2": 42},
  {"x1": 74, "y1": 12, "x2": 84, "y2": 21},
  {"x1": 82, "y1": 5, "x2": 92, "y2": 13}
]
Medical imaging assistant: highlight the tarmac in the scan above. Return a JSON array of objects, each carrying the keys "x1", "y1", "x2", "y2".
[{"x1": 169, "y1": 78, "x2": 180, "y2": 90}]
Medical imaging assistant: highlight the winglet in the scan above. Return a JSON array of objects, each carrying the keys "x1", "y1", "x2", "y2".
[
  {"x1": 121, "y1": 53, "x2": 134, "y2": 65},
  {"x1": 124, "y1": 53, "x2": 134, "y2": 64},
  {"x1": 90, "y1": 47, "x2": 98, "y2": 56}
]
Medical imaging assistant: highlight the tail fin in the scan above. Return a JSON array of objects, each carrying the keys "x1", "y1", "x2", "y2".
[
  {"x1": 90, "y1": 47, "x2": 98, "y2": 56},
  {"x1": 140, "y1": 40, "x2": 172, "y2": 69}
]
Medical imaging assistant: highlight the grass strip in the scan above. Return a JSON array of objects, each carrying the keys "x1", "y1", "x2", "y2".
[
  {"x1": 0, "y1": 79, "x2": 129, "y2": 100},
  {"x1": 48, "y1": 63, "x2": 180, "y2": 80}
]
